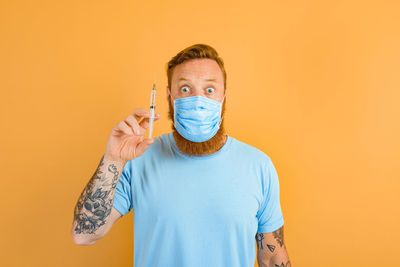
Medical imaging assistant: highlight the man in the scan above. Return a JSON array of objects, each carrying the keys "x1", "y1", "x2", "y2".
[{"x1": 71, "y1": 43, "x2": 291, "y2": 267}]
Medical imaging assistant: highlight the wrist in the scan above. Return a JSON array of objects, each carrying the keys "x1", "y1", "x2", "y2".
[{"x1": 103, "y1": 153, "x2": 127, "y2": 165}]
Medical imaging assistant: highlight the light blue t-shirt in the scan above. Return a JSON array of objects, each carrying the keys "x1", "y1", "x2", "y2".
[{"x1": 113, "y1": 132, "x2": 284, "y2": 267}]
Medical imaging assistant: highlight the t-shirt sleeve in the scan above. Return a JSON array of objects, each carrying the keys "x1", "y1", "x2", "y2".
[
  {"x1": 256, "y1": 158, "x2": 284, "y2": 233},
  {"x1": 112, "y1": 161, "x2": 133, "y2": 216}
]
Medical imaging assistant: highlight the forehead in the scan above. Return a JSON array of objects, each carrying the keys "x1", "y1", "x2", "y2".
[{"x1": 171, "y1": 58, "x2": 223, "y2": 83}]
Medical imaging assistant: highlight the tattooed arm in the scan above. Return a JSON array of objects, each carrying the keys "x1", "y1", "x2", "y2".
[
  {"x1": 70, "y1": 154, "x2": 126, "y2": 245},
  {"x1": 256, "y1": 226, "x2": 291, "y2": 267},
  {"x1": 71, "y1": 108, "x2": 159, "y2": 245}
]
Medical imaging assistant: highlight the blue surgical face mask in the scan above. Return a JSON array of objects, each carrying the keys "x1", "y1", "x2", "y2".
[{"x1": 170, "y1": 94, "x2": 226, "y2": 143}]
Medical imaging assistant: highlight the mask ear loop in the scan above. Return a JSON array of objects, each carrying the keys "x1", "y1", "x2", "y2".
[
  {"x1": 218, "y1": 93, "x2": 226, "y2": 127},
  {"x1": 169, "y1": 91, "x2": 177, "y2": 129}
]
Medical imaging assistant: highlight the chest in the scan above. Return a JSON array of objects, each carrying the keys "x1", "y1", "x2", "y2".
[{"x1": 133, "y1": 163, "x2": 262, "y2": 229}]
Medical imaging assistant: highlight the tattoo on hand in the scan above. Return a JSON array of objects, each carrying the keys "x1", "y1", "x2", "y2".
[{"x1": 73, "y1": 155, "x2": 120, "y2": 234}]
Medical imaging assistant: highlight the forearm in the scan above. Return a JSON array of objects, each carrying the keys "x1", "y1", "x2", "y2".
[
  {"x1": 71, "y1": 154, "x2": 126, "y2": 243},
  {"x1": 258, "y1": 252, "x2": 291, "y2": 267},
  {"x1": 256, "y1": 227, "x2": 291, "y2": 267}
]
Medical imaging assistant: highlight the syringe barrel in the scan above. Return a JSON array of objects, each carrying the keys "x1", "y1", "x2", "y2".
[{"x1": 148, "y1": 107, "x2": 155, "y2": 138}]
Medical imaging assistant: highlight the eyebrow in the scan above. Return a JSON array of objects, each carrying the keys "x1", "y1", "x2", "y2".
[{"x1": 178, "y1": 77, "x2": 217, "y2": 82}]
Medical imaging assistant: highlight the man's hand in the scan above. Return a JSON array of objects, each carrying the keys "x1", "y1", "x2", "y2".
[
  {"x1": 256, "y1": 226, "x2": 291, "y2": 267},
  {"x1": 104, "y1": 108, "x2": 161, "y2": 163}
]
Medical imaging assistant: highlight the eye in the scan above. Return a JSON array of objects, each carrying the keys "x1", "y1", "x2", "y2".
[
  {"x1": 181, "y1": 86, "x2": 189, "y2": 93},
  {"x1": 206, "y1": 87, "x2": 215, "y2": 93}
]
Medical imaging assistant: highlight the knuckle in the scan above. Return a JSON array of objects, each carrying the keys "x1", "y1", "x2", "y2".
[
  {"x1": 133, "y1": 108, "x2": 147, "y2": 114},
  {"x1": 130, "y1": 120, "x2": 139, "y2": 128},
  {"x1": 125, "y1": 115, "x2": 136, "y2": 123},
  {"x1": 117, "y1": 121, "x2": 125, "y2": 128}
]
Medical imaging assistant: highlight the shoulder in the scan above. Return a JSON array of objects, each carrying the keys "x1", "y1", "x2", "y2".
[
  {"x1": 154, "y1": 132, "x2": 171, "y2": 145},
  {"x1": 229, "y1": 136, "x2": 272, "y2": 165}
]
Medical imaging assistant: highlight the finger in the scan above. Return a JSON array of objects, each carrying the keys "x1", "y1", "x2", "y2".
[
  {"x1": 124, "y1": 115, "x2": 142, "y2": 135},
  {"x1": 132, "y1": 108, "x2": 151, "y2": 122},
  {"x1": 139, "y1": 113, "x2": 161, "y2": 129},
  {"x1": 116, "y1": 121, "x2": 134, "y2": 136}
]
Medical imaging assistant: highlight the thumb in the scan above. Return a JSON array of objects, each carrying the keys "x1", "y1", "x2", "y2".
[{"x1": 135, "y1": 138, "x2": 154, "y2": 156}]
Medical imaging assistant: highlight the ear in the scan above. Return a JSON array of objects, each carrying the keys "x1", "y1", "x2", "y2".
[
  {"x1": 166, "y1": 86, "x2": 170, "y2": 102},
  {"x1": 224, "y1": 88, "x2": 228, "y2": 103}
]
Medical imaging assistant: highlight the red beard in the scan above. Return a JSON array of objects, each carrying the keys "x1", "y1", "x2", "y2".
[{"x1": 168, "y1": 98, "x2": 227, "y2": 156}]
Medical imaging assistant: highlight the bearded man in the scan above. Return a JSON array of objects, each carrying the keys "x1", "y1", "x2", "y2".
[{"x1": 71, "y1": 43, "x2": 291, "y2": 267}]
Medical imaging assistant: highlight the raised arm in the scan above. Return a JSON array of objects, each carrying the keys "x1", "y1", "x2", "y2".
[
  {"x1": 70, "y1": 108, "x2": 160, "y2": 245},
  {"x1": 256, "y1": 226, "x2": 291, "y2": 267}
]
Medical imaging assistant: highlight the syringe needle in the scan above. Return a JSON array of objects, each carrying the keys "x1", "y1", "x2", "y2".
[{"x1": 148, "y1": 77, "x2": 156, "y2": 139}]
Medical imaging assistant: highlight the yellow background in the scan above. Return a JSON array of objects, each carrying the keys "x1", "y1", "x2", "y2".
[{"x1": 1, "y1": 0, "x2": 399, "y2": 266}]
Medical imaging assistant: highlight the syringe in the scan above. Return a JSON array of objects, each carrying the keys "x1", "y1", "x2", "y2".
[{"x1": 148, "y1": 80, "x2": 156, "y2": 139}]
